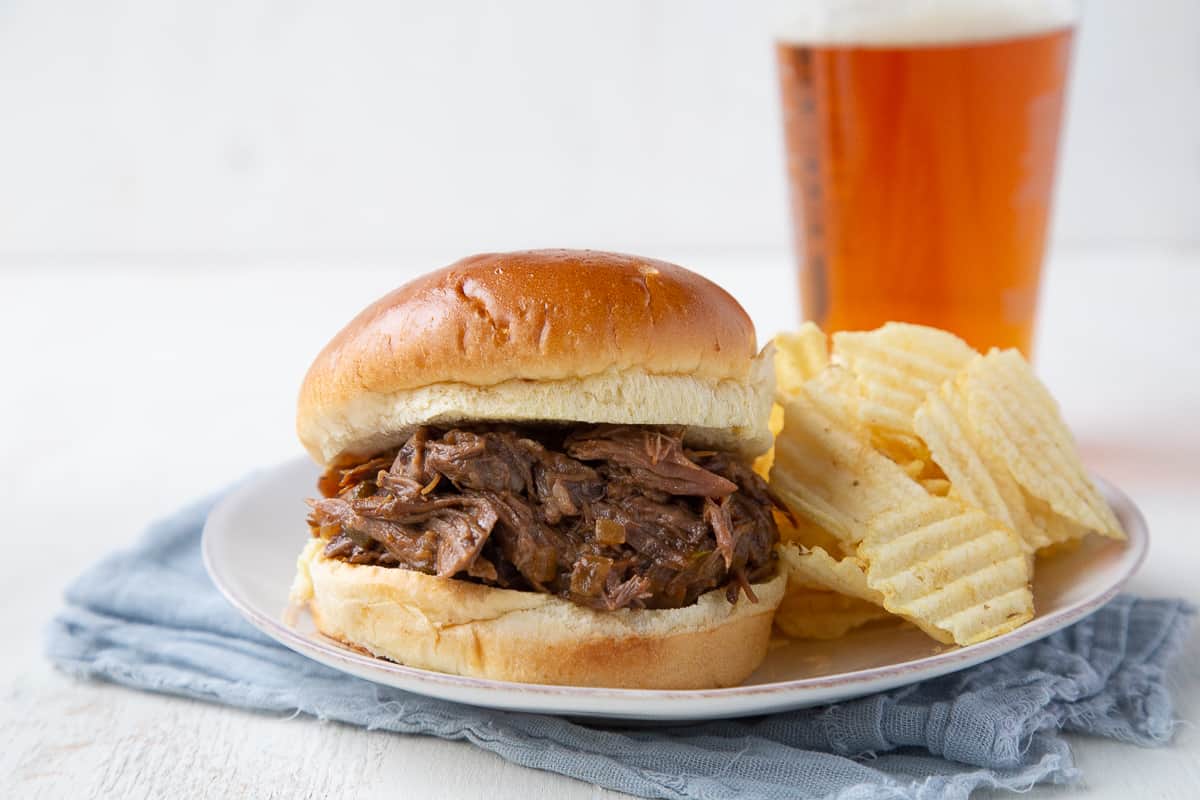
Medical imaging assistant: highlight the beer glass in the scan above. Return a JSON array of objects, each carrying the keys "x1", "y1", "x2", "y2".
[{"x1": 776, "y1": 0, "x2": 1078, "y2": 355}]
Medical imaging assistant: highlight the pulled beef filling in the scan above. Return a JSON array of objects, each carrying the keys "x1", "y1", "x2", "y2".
[{"x1": 307, "y1": 424, "x2": 780, "y2": 611}]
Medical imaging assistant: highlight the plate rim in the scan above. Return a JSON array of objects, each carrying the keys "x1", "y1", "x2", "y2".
[{"x1": 202, "y1": 456, "x2": 1148, "y2": 706}]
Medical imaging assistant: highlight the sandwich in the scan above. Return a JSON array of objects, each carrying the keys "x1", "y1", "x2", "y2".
[{"x1": 290, "y1": 249, "x2": 784, "y2": 688}]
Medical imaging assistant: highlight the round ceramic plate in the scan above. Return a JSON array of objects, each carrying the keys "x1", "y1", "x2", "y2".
[{"x1": 202, "y1": 457, "x2": 1147, "y2": 721}]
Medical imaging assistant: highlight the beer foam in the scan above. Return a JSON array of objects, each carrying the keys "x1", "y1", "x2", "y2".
[{"x1": 776, "y1": 0, "x2": 1076, "y2": 46}]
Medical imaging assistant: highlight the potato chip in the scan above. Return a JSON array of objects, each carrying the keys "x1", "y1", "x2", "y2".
[
  {"x1": 770, "y1": 378, "x2": 927, "y2": 547},
  {"x1": 963, "y1": 350, "x2": 1124, "y2": 540},
  {"x1": 914, "y1": 380, "x2": 1035, "y2": 543},
  {"x1": 873, "y1": 432, "x2": 931, "y2": 466},
  {"x1": 833, "y1": 323, "x2": 978, "y2": 444},
  {"x1": 774, "y1": 323, "x2": 829, "y2": 399},
  {"x1": 773, "y1": 587, "x2": 894, "y2": 640},
  {"x1": 752, "y1": 403, "x2": 787, "y2": 479},
  {"x1": 1034, "y1": 538, "x2": 1084, "y2": 559},
  {"x1": 777, "y1": 511, "x2": 852, "y2": 557},
  {"x1": 859, "y1": 497, "x2": 1034, "y2": 645},
  {"x1": 774, "y1": 543, "x2": 894, "y2": 638},
  {"x1": 920, "y1": 478, "x2": 952, "y2": 496},
  {"x1": 912, "y1": 355, "x2": 1117, "y2": 552},
  {"x1": 1025, "y1": 492, "x2": 1096, "y2": 550},
  {"x1": 804, "y1": 364, "x2": 866, "y2": 429},
  {"x1": 777, "y1": 542, "x2": 881, "y2": 602}
]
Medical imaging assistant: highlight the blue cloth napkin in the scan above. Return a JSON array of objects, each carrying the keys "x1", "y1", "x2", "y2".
[{"x1": 47, "y1": 492, "x2": 1194, "y2": 800}]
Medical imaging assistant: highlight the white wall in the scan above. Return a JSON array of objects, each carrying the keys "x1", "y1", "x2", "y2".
[{"x1": 0, "y1": 0, "x2": 1195, "y2": 259}]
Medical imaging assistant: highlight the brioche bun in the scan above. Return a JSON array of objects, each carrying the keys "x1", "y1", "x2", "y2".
[
  {"x1": 292, "y1": 249, "x2": 782, "y2": 689},
  {"x1": 297, "y1": 249, "x2": 774, "y2": 465},
  {"x1": 291, "y1": 540, "x2": 784, "y2": 689}
]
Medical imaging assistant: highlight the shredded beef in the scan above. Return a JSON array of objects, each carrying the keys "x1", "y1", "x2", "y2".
[{"x1": 307, "y1": 424, "x2": 779, "y2": 611}]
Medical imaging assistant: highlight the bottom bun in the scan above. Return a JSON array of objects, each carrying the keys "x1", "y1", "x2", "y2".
[{"x1": 290, "y1": 539, "x2": 785, "y2": 689}]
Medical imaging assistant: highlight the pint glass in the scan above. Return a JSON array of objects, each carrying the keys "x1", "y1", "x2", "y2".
[{"x1": 777, "y1": 1, "x2": 1077, "y2": 355}]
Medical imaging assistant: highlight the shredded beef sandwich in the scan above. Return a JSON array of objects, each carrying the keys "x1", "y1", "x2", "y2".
[{"x1": 291, "y1": 249, "x2": 784, "y2": 689}]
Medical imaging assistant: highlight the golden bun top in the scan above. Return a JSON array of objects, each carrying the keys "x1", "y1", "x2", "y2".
[{"x1": 297, "y1": 249, "x2": 774, "y2": 464}]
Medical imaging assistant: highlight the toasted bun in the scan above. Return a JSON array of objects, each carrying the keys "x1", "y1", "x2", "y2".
[
  {"x1": 291, "y1": 540, "x2": 785, "y2": 689},
  {"x1": 297, "y1": 249, "x2": 774, "y2": 465}
]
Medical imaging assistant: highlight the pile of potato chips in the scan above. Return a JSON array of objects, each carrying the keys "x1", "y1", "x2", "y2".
[{"x1": 765, "y1": 322, "x2": 1126, "y2": 646}]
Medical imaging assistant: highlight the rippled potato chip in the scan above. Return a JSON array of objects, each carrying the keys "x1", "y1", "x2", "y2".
[
  {"x1": 915, "y1": 380, "x2": 1036, "y2": 545},
  {"x1": 860, "y1": 497, "x2": 1034, "y2": 645},
  {"x1": 833, "y1": 323, "x2": 977, "y2": 458},
  {"x1": 963, "y1": 350, "x2": 1125, "y2": 541},
  {"x1": 773, "y1": 587, "x2": 894, "y2": 640},
  {"x1": 774, "y1": 323, "x2": 830, "y2": 399},
  {"x1": 778, "y1": 542, "x2": 879, "y2": 601},
  {"x1": 775, "y1": 543, "x2": 892, "y2": 639},
  {"x1": 1026, "y1": 491, "x2": 1105, "y2": 551},
  {"x1": 775, "y1": 495, "x2": 1033, "y2": 646},
  {"x1": 777, "y1": 510, "x2": 853, "y2": 557},
  {"x1": 770, "y1": 375, "x2": 926, "y2": 547}
]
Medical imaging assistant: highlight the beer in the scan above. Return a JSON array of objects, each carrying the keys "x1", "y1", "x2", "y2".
[{"x1": 777, "y1": 9, "x2": 1075, "y2": 355}]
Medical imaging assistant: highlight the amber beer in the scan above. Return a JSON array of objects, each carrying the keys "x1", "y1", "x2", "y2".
[{"x1": 777, "y1": 22, "x2": 1074, "y2": 355}]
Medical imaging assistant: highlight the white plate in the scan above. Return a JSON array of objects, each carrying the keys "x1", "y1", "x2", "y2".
[{"x1": 202, "y1": 457, "x2": 1147, "y2": 721}]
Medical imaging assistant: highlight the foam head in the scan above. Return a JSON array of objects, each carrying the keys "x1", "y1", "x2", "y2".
[{"x1": 776, "y1": 0, "x2": 1077, "y2": 46}]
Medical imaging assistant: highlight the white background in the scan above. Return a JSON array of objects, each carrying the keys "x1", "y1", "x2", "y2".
[{"x1": 0, "y1": 0, "x2": 1196, "y2": 260}]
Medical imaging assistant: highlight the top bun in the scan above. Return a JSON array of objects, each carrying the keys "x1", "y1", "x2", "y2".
[{"x1": 297, "y1": 249, "x2": 774, "y2": 465}]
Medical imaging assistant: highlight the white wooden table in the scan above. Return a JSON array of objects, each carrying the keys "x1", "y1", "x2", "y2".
[{"x1": 3, "y1": 248, "x2": 1197, "y2": 798}]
